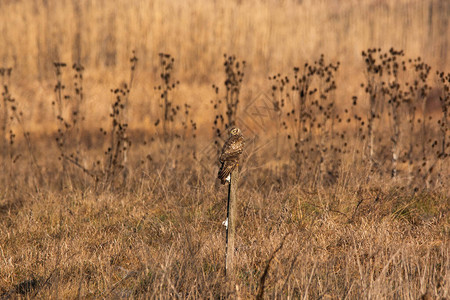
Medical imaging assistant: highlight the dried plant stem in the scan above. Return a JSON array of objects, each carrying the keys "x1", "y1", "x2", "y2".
[
  {"x1": 368, "y1": 88, "x2": 377, "y2": 166},
  {"x1": 256, "y1": 233, "x2": 290, "y2": 300},
  {"x1": 407, "y1": 104, "x2": 416, "y2": 183},
  {"x1": 0, "y1": 69, "x2": 12, "y2": 170},
  {"x1": 1, "y1": 94, "x2": 7, "y2": 160},
  {"x1": 391, "y1": 101, "x2": 400, "y2": 178},
  {"x1": 12, "y1": 111, "x2": 45, "y2": 186},
  {"x1": 421, "y1": 98, "x2": 427, "y2": 160},
  {"x1": 122, "y1": 53, "x2": 137, "y2": 166}
]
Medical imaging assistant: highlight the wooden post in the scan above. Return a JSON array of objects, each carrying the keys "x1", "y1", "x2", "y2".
[{"x1": 225, "y1": 167, "x2": 239, "y2": 278}]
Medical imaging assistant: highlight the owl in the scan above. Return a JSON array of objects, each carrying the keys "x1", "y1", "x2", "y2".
[{"x1": 218, "y1": 127, "x2": 245, "y2": 184}]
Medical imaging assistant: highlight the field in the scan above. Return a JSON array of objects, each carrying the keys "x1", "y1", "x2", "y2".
[{"x1": 0, "y1": 0, "x2": 449, "y2": 298}]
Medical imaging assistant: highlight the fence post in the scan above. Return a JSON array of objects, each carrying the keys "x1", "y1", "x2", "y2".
[{"x1": 225, "y1": 167, "x2": 239, "y2": 279}]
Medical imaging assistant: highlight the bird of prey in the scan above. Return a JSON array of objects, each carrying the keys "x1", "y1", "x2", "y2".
[{"x1": 218, "y1": 127, "x2": 245, "y2": 184}]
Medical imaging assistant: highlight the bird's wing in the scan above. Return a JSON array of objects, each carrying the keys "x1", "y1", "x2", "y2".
[
  {"x1": 219, "y1": 135, "x2": 244, "y2": 162},
  {"x1": 218, "y1": 160, "x2": 236, "y2": 184}
]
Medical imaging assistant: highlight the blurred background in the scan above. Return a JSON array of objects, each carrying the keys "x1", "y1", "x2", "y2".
[{"x1": 0, "y1": 0, "x2": 448, "y2": 132}]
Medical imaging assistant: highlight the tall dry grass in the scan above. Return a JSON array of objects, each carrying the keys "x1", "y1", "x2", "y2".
[
  {"x1": 1, "y1": 0, "x2": 449, "y2": 132},
  {"x1": 1, "y1": 0, "x2": 448, "y2": 82}
]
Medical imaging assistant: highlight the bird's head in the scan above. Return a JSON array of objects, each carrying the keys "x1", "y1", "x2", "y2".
[{"x1": 229, "y1": 127, "x2": 241, "y2": 136}]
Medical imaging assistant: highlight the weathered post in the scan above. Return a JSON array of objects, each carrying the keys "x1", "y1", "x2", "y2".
[
  {"x1": 225, "y1": 167, "x2": 239, "y2": 278},
  {"x1": 218, "y1": 127, "x2": 244, "y2": 279}
]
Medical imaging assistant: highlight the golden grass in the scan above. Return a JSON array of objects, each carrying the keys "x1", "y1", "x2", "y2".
[
  {"x1": 0, "y1": 172, "x2": 448, "y2": 298},
  {"x1": 1, "y1": 0, "x2": 448, "y2": 81},
  {"x1": 1, "y1": 0, "x2": 449, "y2": 132}
]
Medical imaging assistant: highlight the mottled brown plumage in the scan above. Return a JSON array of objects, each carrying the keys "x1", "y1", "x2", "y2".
[{"x1": 218, "y1": 128, "x2": 245, "y2": 184}]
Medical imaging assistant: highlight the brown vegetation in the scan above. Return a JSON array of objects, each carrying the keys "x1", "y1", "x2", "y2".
[{"x1": 0, "y1": 0, "x2": 449, "y2": 298}]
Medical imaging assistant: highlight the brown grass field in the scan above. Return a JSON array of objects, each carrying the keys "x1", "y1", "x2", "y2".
[{"x1": 0, "y1": 0, "x2": 449, "y2": 298}]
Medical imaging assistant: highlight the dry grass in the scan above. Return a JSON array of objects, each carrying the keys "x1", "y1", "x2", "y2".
[
  {"x1": 0, "y1": 0, "x2": 449, "y2": 298},
  {"x1": 1, "y1": 0, "x2": 449, "y2": 131},
  {"x1": 0, "y1": 169, "x2": 448, "y2": 298},
  {"x1": 1, "y1": 0, "x2": 448, "y2": 80}
]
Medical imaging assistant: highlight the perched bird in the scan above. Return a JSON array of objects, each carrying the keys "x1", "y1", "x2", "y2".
[{"x1": 218, "y1": 127, "x2": 245, "y2": 184}]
